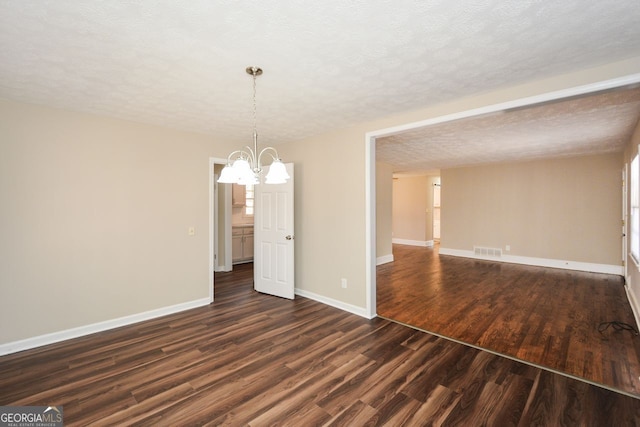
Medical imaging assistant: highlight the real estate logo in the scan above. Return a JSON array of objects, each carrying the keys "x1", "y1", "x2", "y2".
[{"x1": 0, "y1": 406, "x2": 63, "y2": 427}]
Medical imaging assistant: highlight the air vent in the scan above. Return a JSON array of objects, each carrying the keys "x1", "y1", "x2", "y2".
[{"x1": 473, "y1": 246, "x2": 503, "y2": 257}]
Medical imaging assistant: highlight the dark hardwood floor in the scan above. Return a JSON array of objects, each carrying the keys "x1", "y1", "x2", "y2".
[
  {"x1": 1, "y1": 262, "x2": 640, "y2": 425},
  {"x1": 377, "y1": 243, "x2": 640, "y2": 398}
]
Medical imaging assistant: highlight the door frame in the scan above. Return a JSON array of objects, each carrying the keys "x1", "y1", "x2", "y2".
[
  {"x1": 365, "y1": 73, "x2": 640, "y2": 319},
  {"x1": 624, "y1": 164, "x2": 629, "y2": 280},
  {"x1": 433, "y1": 182, "x2": 441, "y2": 241},
  {"x1": 209, "y1": 157, "x2": 233, "y2": 302}
]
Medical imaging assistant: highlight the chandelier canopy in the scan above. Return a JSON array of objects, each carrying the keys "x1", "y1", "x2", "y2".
[{"x1": 217, "y1": 66, "x2": 290, "y2": 185}]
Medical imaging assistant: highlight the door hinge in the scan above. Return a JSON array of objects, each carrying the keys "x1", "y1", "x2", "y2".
[{"x1": 622, "y1": 260, "x2": 625, "y2": 266}]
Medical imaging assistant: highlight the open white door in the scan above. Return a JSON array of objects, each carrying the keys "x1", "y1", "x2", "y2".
[{"x1": 254, "y1": 163, "x2": 295, "y2": 299}]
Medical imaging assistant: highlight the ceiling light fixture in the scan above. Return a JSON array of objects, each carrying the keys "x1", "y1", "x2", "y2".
[{"x1": 218, "y1": 66, "x2": 290, "y2": 185}]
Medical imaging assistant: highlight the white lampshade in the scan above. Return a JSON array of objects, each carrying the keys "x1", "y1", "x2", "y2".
[
  {"x1": 217, "y1": 164, "x2": 238, "y2": 183},
  {"x1": 265, "y1": 159, "x2": 290, "y2": 184},
  {"x1": 238, "y1": 171, "x2": 259, "y2": 186},
  {"x1": 229, "y1": 158, "x2": 252, "y2": 185},
  {"x1": 232, "y1": 158, "x2": 251, "y2": 175}
]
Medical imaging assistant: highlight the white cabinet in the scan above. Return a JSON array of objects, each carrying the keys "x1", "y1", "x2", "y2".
[
  {"x1": 232, "y1": 230, "x2": 244, "y2": 262},
  {"x1": 232, "y1": 225, "x2": 254, "y2": 264}
]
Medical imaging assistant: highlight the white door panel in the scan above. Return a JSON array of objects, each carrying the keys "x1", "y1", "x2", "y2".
[{"x1": 254, "y1": 163, "x2": 294, "y2": 299}]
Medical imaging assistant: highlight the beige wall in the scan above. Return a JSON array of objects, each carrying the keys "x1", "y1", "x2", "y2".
[
  {"x1": 392, "y1": 176, "x2": 430, "y2": 242},
  {"x1": 278, "y1": 126, "x2": 367, "y2": 306},
  {"x1": 0, "y1": 98, "x2": 237, "y2": 344},
  {"x1": 440, "y1": 154, "x2": 622, "y2": 265},
  {"x1": 391, "y1": 175, "x2": 440, "y2": 244},
  {"x1": 376, "y1": 162, "x2": 393, "y2": 260}
]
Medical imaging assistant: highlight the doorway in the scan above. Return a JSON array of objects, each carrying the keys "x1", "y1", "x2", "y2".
[
  {"x1": 210, "y1": 158, "x2": 234, "y2": 302},
  {"x1": 365, "y1": 73, "x2": 640, "y2": 319},
  {"x1": 433, "y1": 183, "x2": 441, "y2": 241},
  {"x1": 209, "y1": 159, "x2": 296, "y2": 302}
]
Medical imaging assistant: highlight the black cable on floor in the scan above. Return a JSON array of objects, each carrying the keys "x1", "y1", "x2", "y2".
[{"x1": 598, "y1": 321, "x2": 639, "y2": 336}]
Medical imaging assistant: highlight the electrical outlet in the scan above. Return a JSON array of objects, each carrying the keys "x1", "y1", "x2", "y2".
[
  {"x1": 505, "y1": 245, "x2": 510, "y2": 252},
  {"x1": 188, "y1": 227, "x2": 195, "y2": 236},
  {"x1": 341, "y1": 278, "x2": 347, "y2": 289}
]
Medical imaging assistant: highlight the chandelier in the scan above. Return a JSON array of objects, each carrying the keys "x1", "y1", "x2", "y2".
[{"x1": 217, "y1": 66, "x2": 290, "y2": 185}]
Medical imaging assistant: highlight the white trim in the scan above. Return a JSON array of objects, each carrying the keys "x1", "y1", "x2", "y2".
[
  {"x1": 295, "y1": 288, "x2": 373, "y2": 319},
  {"x1": 365, "y1": 135, "x2": 377, "y2": 319},
  {"x1": 392, "y1": 238, "x2": 433, "y2": 247},
  {"x1": 214, "y1": 173, "x2": 220, "y2": 272},
  {"x1": 0, "y1": 298, "x2": 210, "y2": 356},
  {"x1": 625, "y1": 282, "x2": 640, "y2": 333},
  {"x1": 210, "y1": 157, "x2": 233, "y2": 303},
  {"x1": 376, "y1": 254, "x2": 394, "y2": 265},
  {"x1": 623, "y1": 165, "x2": 628, "y2": 280},
  {"x1": 365, "y1": 73, "x2": 640, "y2": 316},
  {"x1": 439, "y1": 247, "x2": 624, "y2": 276},
  {"x1": 209, "y1": 158, "x2": 220, "y2": 300},
  {"x1": 630, "y1": 252, "x2": 640, "y2": 271}
]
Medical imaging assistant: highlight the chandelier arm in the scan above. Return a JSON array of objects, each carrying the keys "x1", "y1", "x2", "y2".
[
  {"x1": 257, "y1": 147, "x2": 281, "y2": 167},
  {"x1": 226, "y1": 149, "x2": 253, "y2": 164},
  {"x1": 243, "y1": 145, "x2": 256, "y2": 158},
  {"x1": 242, "y1": 145, "x2": 258, "y2": 172}
]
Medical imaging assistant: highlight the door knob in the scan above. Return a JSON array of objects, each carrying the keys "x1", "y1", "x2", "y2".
[{"x1": 285, "y1": 235, "x2": 294, "y2": 240}]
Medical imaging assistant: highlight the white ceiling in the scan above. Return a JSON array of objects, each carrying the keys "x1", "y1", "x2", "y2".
[{"x1": 1, "y1": 1, "x2": 640, "y2": 164}]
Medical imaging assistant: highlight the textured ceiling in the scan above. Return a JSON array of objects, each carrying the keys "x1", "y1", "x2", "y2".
[
  {"x1": 1, "y1": 1, "x2": 640, "y2": 158},
  {"x1": 378, "y1": 86, "x2": 640, "y2": 174}
]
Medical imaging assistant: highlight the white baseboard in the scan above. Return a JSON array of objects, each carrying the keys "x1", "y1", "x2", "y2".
[
  {"x1": 376, "y1": 254, "x2": 394, "y2": 265},
  {"x1": 438, "y1": 247, "x2": 624, "y2": 276},
  {"x1": 392, "y1": 238, "x2": 434, "y2": 247},
  {"x1": 295, "y1": 288, "x2": 373, "y2": 319},
  {"x1": 0, "y1": 298, "x2": 211, "y2": 356}
]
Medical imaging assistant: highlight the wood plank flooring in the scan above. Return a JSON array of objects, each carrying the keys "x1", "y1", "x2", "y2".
[
  {"x1": 377, "y1": 244, "x2": 640, "y2": 398},
  {"x1": 1, "y1": 263, "x2": 639, "y2": 425}
]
